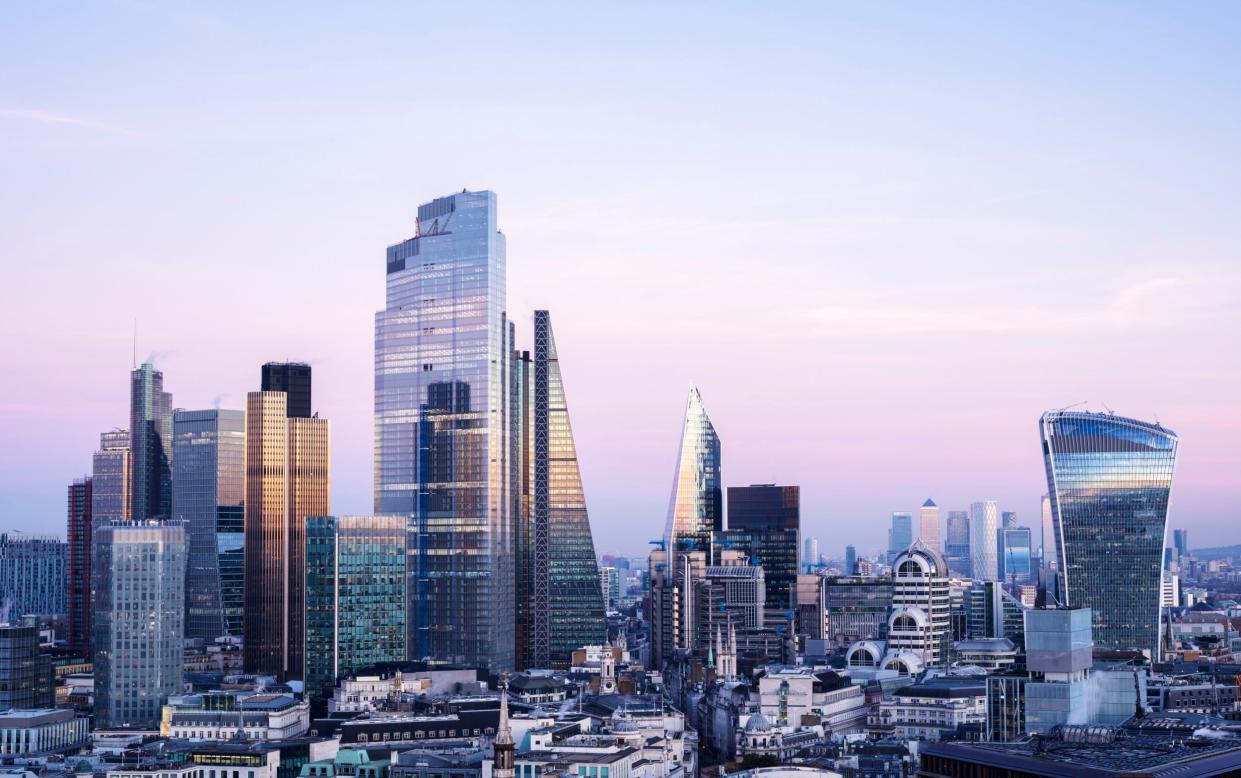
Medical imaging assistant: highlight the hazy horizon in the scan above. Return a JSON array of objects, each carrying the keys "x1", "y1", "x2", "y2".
[{"x1": 3, "y1": 3, "x2": 1239, "y2": 556}]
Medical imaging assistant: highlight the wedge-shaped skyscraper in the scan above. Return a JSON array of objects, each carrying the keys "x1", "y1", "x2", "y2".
[
  {"x1": 664, "y1": 387, "x2": 722, "y2": 554},
  {"x1": 517, "y1": 311, "x2": 606, "y2": 669},
  {"x1": 1040, "y1": 410, "x2": 1177, "y2": 657}
]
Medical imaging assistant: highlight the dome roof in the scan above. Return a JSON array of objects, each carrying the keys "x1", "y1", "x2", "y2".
[{"x1": 744, "y1": 711, "x2": 774, "y2": 732}]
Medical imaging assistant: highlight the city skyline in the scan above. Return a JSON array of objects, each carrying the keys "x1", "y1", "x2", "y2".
[{"x1": 4, "y1": 4, "x2": 1240, "y2": 555}]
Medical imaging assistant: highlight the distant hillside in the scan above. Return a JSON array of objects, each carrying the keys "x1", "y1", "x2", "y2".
[{"x1": 1192, "y1": 545, "x2": 1241, "y2": 562}]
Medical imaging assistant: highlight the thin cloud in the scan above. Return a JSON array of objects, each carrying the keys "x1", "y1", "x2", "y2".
[
  {"x1": 803, "y1": 277, "x2": 1198, "y2": 336},
  {"x1": 0, "y1": 109, "x2": 140, "y2": 138}
]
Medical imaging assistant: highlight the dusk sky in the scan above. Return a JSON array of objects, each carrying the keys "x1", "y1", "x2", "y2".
[{"x1": 2, "y1": 3, "x2": 1239, "y2": 558}]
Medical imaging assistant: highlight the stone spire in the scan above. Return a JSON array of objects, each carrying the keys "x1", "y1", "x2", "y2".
[{"x1": 494, "y1": 676, "x2": 515, "y2": 778}]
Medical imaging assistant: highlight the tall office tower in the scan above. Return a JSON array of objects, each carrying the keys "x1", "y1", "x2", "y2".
[
  {"x1": 918, "y1": 499, "x2": 941, "y2": 551},
  {"x1": 969, "y1": 501, "x2": 1000, "y2": 581},
  {"x1": 172, "y1": 409, "x2": 245, "y2": 639},
  {"x1": 92, "y1": 521, "x2": 185, "y2": 729},
  {"x1": 887, "y1": 512, "x2": 913, "y2": 564},
  {"x1": 304, "y1": 515, "x2": 407, "y2": 700},
  {"x1": 0, "y1": 622, "x2": 54, "y2": 709},
  {"x1": 92, "y1": 430, "x2": 131, "y2": 522},
  {"x1": 1173, "y1": 528, "x2": 1189, "y2": 560},
  {"x1": 714, "y1": 484, "x2": 799, "y2": 609},
  {"x1": 0, "y1": 533, "x2": 66, "y2": 618},
  {"x1": 376, "y1": 190, "x2": 515, "y2": 672},
  {"x1": 517, "y1": 311, "x2": 606, "y2": 670},
  {"x1": 244, "y1": 390, "x2": 330, "y2": 680},
  {"x1": 261, "y1": 362, "x2": 312, "y2": 418},
  {"x1": 823, "y1": 576, "x2": 894, "y2": 645},
  {"x1": 944, "y1": 510, "x2": 971, "y2": 577},
  {"x1": 845, "y1": 545, "x2": 857, "y2": 575},
  {"x1": 999, "y1": 526, "x2": 1033, "y2": 583},
  {"x1": 692, "y1": 563, "x2": 766, "y2": 646},
  {"x1": 664, "y1": 386, "x2": 722, "y2": 554},
  {"x1": 1001, "y1": 511, "x2": 1018, "y2": 529},
  {"x1": 887, "y1": 545, "x2": 952, "y2": 668},
  {"x1": 966, "y1": 581, "x2": 1028, "y2": 644},
  {"x1": 66, "y1": 479, "x2": 92, "y2": 655},
  {"x1": 647, "y1": 549, "x2": 676, "y2": 669},
  {"x1": 1040, "y1": 410, "x2": 1178, "y2": 657},
  {"x1": 598, "y1": 567, "x2": 621, "y2": 610},
  {"x1": 129, "y1": 362, "x2": 173, "y2": 520},
  {"x1": 1040, "y1": 495, "x2": 1055, "y2": 570},
  {"x1": 803, "y1": 537, "x2": 819, "y2": 569}
]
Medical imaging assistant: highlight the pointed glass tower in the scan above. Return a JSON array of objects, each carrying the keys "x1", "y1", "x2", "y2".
[
  {"x1": 523, "y1": 310, "x2": 606, "y2": 669},
  {"x1": 664, "y1": 387, "x2": 722, "y2": 554}
]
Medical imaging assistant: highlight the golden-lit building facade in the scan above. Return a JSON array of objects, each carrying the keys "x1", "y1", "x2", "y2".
[{"x1": 243, "y1": 390, "x2": 330, "y2": 680}]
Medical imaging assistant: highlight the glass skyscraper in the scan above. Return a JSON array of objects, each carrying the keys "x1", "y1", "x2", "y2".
[
  {"x1": 664, "y1": 386, "x2": 721, "y2": 554},
  {"x1": 516, "y1": 310, "x2": 605, "y2": 669},
  {"x1": 715, "y1": 484, "x2": 800, "y2": 609},
  {"x1": 918, "y1": 499, "x2": 941, "y2": 551},
  {"x1": 969, "y1": 501, "x2": 1000, "y2": 581},
  {"x1": 261, "y1": 362, "x2": 312, "y2": 419},
  {"x1": 172, "y1": 408, "x2": 245, "y2": 639},
  {"x1": 244, "y1": 389, "x2": 330, "y2": 680},
  {"x1": 92, "y1": 429, "x2": 131, "y2": 522},
  {"x1": 1040, "y1": 410, "x2": 1178, "y2": 657},
  {"x1": 999, "y1": 526, "x2": 1033, "y2": 583},
  {"x1": 304, "y1": 515, "x2": 407, "y2": 700},
  {"x1": 887, "y1": 512, "x2": 913, "y2": 564},
  {"x1": 130, "y1": 363, "x2": 173, "y2": 520},
  {"x1": 375, "y1": 190, "x2": 515, "y2": 672},
  {"x1": 92, "y1": 521, "x2": 185, "y2": 729},
  {"x1": 66, "y1": 478, "x2": 92, "y2": 656},
  {"x1": 944, "y1": 510, "x2": 970, "y2": 577}
]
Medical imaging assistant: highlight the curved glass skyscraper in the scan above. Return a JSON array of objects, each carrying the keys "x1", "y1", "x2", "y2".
[
  {"x1": 1040, "y1": 410, "x2": 1178, "y2": 657},
  {"x1": 664, "y1": 386, "x2": 721, "y2": 553}
]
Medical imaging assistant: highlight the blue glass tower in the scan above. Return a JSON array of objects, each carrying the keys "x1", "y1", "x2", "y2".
[
  {"x1": 375, "y1": 190, "x2": 514, "y2": 671},
  {"x1": 1040, "y1": 410, "x2": 1178, "y2": 657},
  {"x1": 664, "y1": 386, "x2": 722, "y2": 554},
  {"x1": 172, "y1": 409, "x2": 245, "y2": 639}
]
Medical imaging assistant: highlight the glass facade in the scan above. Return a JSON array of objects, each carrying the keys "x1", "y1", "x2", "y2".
[
  {"x1": 66, "y1": 478, "x2": 92, "y2": 656},
  {"x1": 92, "y1": 522, "x2": 185, "y2": 729},
  {"x1": 172, "y1": 409, "x2": 245, "y2": 639},
  {"x1": 261, "y1": 362, "x2": 312, "y2": 419},
  {"x1": 92, "y1": 429, "x2": 131, "y2": 522},
  {"x1": 0, "y1": 625, "x2": 54, "y2": 710},
  {"x1": 944, "y1": 510, "x2": 970, "y2": 577},
  {"x1": 0, "y1": 533, "x2": 66, "y2": 618},
  {"x1": 304, "y1": 515, "x2": 407, "y2": 700},
  {"x1": 999, "y1": 526, "x2": 1032, "y2": 583},
  {"x1": 664, "y1": 387, "x2": 721, "y2": 554},
  {"x1": 129, "y1": 363, "x2": 172, "y2": 520},
  {"x1": 518, "y1": 310, "x2": 605, "y2": 669},
  {"x1": 823, "y1": 576, "x2": 893, "y2": 645},
  {"x1": 887, "y1": 512, "x2": 913, "y2": 563},
  {"x1": 244, "y1": 392, "x2": 330, "y2": 679},
  {"x1": 716, "y1": 484, "x2": 800, "y2": 609},
  {"x1": 375, "y1": 190, "x2": 514, "y2": 672},
  {"x1": 969, "y1": 501, "x2": 999, "y2": 582},
  {"x1": 1041, "y1": 410, "x2": 1178, "y2": 657}
]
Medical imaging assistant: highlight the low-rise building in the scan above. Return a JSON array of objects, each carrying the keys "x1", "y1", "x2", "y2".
[
  {"x1": 0, "y1": 708, "x2": 90, "y2": 755},
  {"x1": 869, "y1": 678, "x2": 985, "y2": 741},
  {"x1": 161, "y1": 692, "x2": 310, "y2": 740}
]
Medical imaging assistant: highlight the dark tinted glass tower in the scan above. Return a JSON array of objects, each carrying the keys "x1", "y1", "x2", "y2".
[
  {"x1": 944, "y1": 510, "x2": 970, "y2": 577},
  {"x1": 261, "y1": 362, "x2": 312, "y2": 419},
  {"x1": 1040, "y1": 410, "x2": 1177, "y2": 657},
  {"x1": 715, "y1": 485, "x2": 799, "y2": 609},
  {"x1": 999, "y1": 526, "x2": 1033, "y2": 584},
  {"x1": 130, "y1": 363, "x2": 173, "y2": 520},
  {"x1": 172, "y1": 409, "x2": 245, "y2": 639},
  {"x1": 66, "y1": 478, "x2": 92, "y2": 656},
  {"x1": 518, "y1": 311, "x2": 606, "y2": 669},
  {"x1": 375, "y1": 191, "x2": 514, "y2": 672}
]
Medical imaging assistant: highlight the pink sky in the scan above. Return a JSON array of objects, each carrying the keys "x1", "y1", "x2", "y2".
[{"x1": 2, "y1": 4, "x2": 1239, "y2": 556}]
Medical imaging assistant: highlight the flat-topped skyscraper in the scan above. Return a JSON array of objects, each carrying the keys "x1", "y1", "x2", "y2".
[
  {"x1": 130, "y1": 363, "x2": 172, "y2": 520},
  {"x1": 261, "y1": 362, "x2": 312, "y2": 419},
  {"x1": 375, "y1": 190, "x2": 515, "y2": 671},
  {"x1": 1040, "y1": 410, "x2": 1177, "y2": 657}
]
